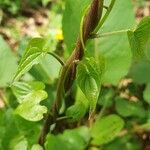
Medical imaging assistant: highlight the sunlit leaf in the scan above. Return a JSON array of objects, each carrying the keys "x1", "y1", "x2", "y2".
[
  {"x1": 11, "y1": 81, "x2": 45, "y2": 103},
  {"x1": 15, "y1": 90, "x2": 48, "y2": 121},
  {"x1": 31, "y1": 144, "x2": 43, "y2": 150},
  {"x1": 10, "y1": 136, "x2": 28, "y2": 150},
  {"x1": 13, "y1": 37, "x2": 52, "y2": 82}
]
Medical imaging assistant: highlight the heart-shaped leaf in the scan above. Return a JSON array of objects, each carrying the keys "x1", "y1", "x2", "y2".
[
  {"x1": 66, "y1": 87, "x2": 89, "y2": 122},
  {"x1": 77, "y1": 57, "x2": 103, "y2": 114},
  {"x1": 15, "y1": 90, "x2": 48, "y2": 121}
]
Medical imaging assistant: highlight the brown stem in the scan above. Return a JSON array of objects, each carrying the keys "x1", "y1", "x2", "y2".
[{"x1": 38, "y1": 0, "x2": 104, "y2": 146}]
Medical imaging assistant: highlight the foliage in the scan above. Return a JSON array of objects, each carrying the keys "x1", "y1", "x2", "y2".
[{"x1": 0, "y1": 0, "x2": 150, "y2": 149}]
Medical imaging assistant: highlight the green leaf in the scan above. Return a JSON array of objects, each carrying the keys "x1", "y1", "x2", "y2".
[
  {"x1": 98, "y1": 87, "x2": 114, "y2": 108},
  {"x1": 66, "y1": 87, "x2": 89, "y2": 122},
  {"x1": 103, "y1": 135, "x2": 142, "y2": 150},
  {"x1": 76, "y1": 87, "x2": 89, "y2": 107},
  {"x1": 97, "y1": 0, "x2": 135, "y2": 85},
  {"x1": 31, "y1": 144, "x2": 43, "y2": 150},
  {"x1": 0, "y1": 109, "x2": 20, "y2": 149},
  {"x1": 13, "y1": 116, "x2": 41, "y2": 147},
  {"x1": 77, "y1": 58, "x2": 102, "y2": 114},
  {"x1": 91, "y1": 114, "x2": 124, "y2": 145},
  {"x1": 13, "y1": 37, "x2": 52, "y2": 82},
  {"x1": 59, "y1": 126, "x2": 90, "y2": 150},
  {"x1": 11, "y1": 81, "x2": 45, "y2": 103},
  {"x1": 45, "y1": 134, "x2": 68, "y2": 150},
  {"x1": 66, "y1": 103, "x2": 86, "y2": 122},
  {"x1": 0, "y1": 35, "x2": 17, "y2": 87},
  {"x1": 15, "y1": 90, "x2": 48, "y2": 121},
  {"x1": 17, "y1": 38, "x2": 61, "y2": 84},
  {"x1": 10, "y1": 136, "x2": 28, "y2": 150},
  {"x1": 144, "y1": 83, "x2": 150, "y2": 105},
  {"x1": 45, "y1": 127, "x2": 90, "y2": 150},
  {"x1": 128, "y1": 20, "x2": 150, "y2": 84},
  {"x1": 0, "y1": 109, "x2": 40, "y2": 149},
  {"x1": 115, "y1": 97, "x2": 146, "y2": 118},
  {"x1": 128, "y1": 17, "x2": 150, "y2": 61},
  {"x1": 62, "y1": 0, "x2": 90, "y2": 52},
  {"x1": 129, "y1": 60, "x2": 150, "y2": 84}
]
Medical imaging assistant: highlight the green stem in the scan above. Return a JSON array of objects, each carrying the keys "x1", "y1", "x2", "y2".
[
  {"x1": 94, "y1": 0, "x2": 116, "y2": 32},
  {"x1": 48, "y1": 52, "x2": 65, "y2": 66},
  {"x1": 90, "y1": 29, "x2": 129, "y2": 39},
  {"x1": 56, "y1": 116, "x2": 72, "y2": 121}
]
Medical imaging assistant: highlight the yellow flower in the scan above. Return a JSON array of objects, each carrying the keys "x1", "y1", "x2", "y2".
[{"x1": 55, "y1": 29, "x2": 63, "y2": 40}]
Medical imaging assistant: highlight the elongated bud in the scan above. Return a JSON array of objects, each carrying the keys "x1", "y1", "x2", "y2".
[{"x1": 83, "y1": 0, "x2": 104, "y2": 41}]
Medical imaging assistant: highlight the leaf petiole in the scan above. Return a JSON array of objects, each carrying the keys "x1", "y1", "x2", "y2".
[
  {"x1": 90, "y1": 29, "x2": 130, "y2": 39},
  {"x1": 48, "y1": 52, "x2": 65, "y2": 66}
]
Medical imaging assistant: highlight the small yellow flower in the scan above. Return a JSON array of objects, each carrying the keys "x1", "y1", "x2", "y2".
[{"x1": 55, "y1": 29, "x2": 63, "y2": 41}]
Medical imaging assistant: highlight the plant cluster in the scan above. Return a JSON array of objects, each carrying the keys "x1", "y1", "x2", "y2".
[{"x1": 0, "y1": 0, "x2": 150, "y2": 149}]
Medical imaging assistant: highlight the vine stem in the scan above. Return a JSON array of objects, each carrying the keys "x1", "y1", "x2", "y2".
[
  {"x1": 90, "y1": 29, "x2": 129, "y2": 39},
  {"x1": 38, "y1": 0, "x2": 104, "y2": 146}
]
